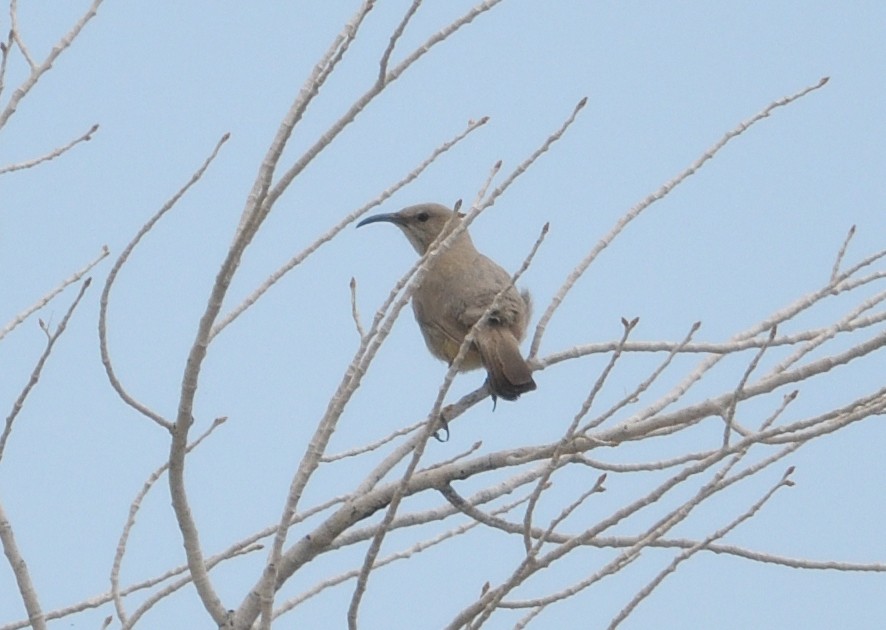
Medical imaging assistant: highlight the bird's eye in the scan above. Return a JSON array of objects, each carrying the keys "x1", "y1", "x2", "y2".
[{"x1": 416, "y1": 212, "x2": 429, "y2": 222}]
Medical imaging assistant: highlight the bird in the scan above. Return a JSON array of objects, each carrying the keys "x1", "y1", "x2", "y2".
[{"x1": 357, "y1": 202, "x2": 536, "y2": 401}]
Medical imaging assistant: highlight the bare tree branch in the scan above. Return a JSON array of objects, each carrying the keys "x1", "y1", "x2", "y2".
[
  {"x1": 1, "y1": 279, "x2": 91, "y2": 462},
  {"x1": 0, "y1": 501, "x2": 45, "y2": 630},
  {"x1": 0, "y1": 0, "x2": 104, "y2": 130},
  {"x1": 0, "y1": 245, "x2": 107, "y2": 342},
  {"x1": 530, "y1": 76, "x2": 831, "y2": 358},
  {"x1": 99, "y1": 133, "x2": 229, "y2": 432},
  {"x1": 0, "y1": 123, "x2": 98, "y2": 174}
]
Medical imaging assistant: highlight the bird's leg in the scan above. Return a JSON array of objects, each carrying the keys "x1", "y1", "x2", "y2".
[
  {"x1": 484, "y1": 377, "x2": 498, "y2": 411},
  {"x1": 433, "y1": 406, "x2": 452, "y2": 442}
]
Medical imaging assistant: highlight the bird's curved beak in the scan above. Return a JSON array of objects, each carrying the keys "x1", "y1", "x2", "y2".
[{"x1": 356, "y1": 213, "x2": 403, "y2": 228}]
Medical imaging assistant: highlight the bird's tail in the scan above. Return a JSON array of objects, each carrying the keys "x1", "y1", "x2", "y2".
[{"x1": 475, "y1": 327, "x2": 537, "y2": 401}]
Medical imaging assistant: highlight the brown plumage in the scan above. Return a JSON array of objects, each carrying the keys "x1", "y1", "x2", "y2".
[{"x1": 357, "y1": 203, "x2": 536, "y2": 401}]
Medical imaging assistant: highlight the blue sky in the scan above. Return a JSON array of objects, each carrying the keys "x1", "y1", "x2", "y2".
[{"x1": 1, "y1": 2, "x2": 885, "y2": 628}]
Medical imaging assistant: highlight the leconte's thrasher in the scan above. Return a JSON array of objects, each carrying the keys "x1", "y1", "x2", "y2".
[{"x1": 357, "y1": 203, "x2": 536, "y2": 401}]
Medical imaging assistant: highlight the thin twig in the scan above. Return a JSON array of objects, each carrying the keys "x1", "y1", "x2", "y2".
[
  {"x1": 110, "y1": 417, "x2": 227, "y2": 627},
  {"x1": 348, "y1": 277, "x2": 366, "y2": 339},
  {"x1": 321, "y1": 420, "x2": 425, "y2": 463},
  {"x1": 9, "y1": 0, "x2": 35, "y2": 70},
  {"x1": 0, "y1": 279, "x2": 91, "y2": 463},
  {"x1": 606, "y1": 468, "x2": 794, "y2": 629},
  {"x1": 722, "y1": 325, "x2": 778, "y2": 447},
  {"x1": 210, "y1": 116, "x2": 488, "y2": 339},
  {"x1": 378, "y1": 0, "x2": 421, "y2": 82},
  {"x1": 99, "y1": 133, "x2": 229, "y2": 432},
  {"x1": 0, "y1": 245, "x2": 108, "y2": 342},
  {"x1": 0, "y1": 123, "x2": 99, "y2": 174},
  {"x1": 538, "y1": 310, "x2": 886, "y2": 367},
  {"x1": 0, "y1": 28, "x2": 14, "y2": 97},
  {"x1": 523, "y1": 318, "x2": 636, "y2": 554},
  {"x1": 830, "y1": 224, "x2": 856, "y2": 283},
  {"x1": 530, "y1": 77, "x2": 831, "y2": 358},
  {"x1": 580, "y1": 321, "x2": 702, "y2": 433},
  {"x1": 0, "y1": 501, "x2": 45, "y2": 630},
  {"x1": 0, "y1": 0, "x2": 104, "y2": 130}
]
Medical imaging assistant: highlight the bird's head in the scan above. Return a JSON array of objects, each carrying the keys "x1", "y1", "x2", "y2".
[{"x1": 357, "y1": 203, "x2": 465, "y2": 255}]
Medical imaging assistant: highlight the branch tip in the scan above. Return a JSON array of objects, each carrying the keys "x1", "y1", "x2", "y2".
[{"x1": 621, "y1": 316, "x2": 639, "y2": 330}]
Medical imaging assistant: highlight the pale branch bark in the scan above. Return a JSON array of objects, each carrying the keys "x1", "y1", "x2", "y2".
[
  {"x1": 128, "y1": 340, "x2": 872, "y2": 630},
  {"x1": 838, "y1": 245, "x2": 886, "y2": 281},
  {"x1": 4, "y1": 0, "x2": 884, "y2": 625},
  {"x1": 260, "y1": 0, "x2": 505, "y2": 222},
  {"x1": 110, "y1": 465, "x2": 547, "y2": 628},
  {"x1": 347, "y1": 193, "x2": 552, "y2": 628},
  {"x1": 248, "y1": 420, "x2": 789, "y2": 624},
  {"x1": 3, "y1": 529, "x2": 879, "y2": 630},
  {"x1": 727, "y1": 389, "x2": 798, "y2": 440},
  {"x1": 538, "y1": 307, "x2": 886, "y2": 368},
  {"x1": 99, "y1": 134, "x2": 230, "y2": 432},
  {"x1": 722, "y1": 325, "x2": 778, "y2": 447},
  {"x1": 8, "y1": 0, "x2": 34, "y2": 70},
  {"x1": 111, "y1": 417, "x2": 227, "y2": 627},
  {"x1": 450, "y1": 441, "x2": 801, "y2": 629},
  {"x1": 765, "y1": 286, "x2": 886, "y2": 377},
  {"x1": 174, "y1": 4, "x2": 514, "y2": 622},
  {"x1": 0, "y1": 0, "x2": 104, "y2": 130},
  {"x1": 0, "y1": 279, "x2": 91, "y2": 463},
  {"x1": 522, "y1": 318, "x2": 637, "y2": 553},
  {"x1": 0, "y1": 245, "x2": 107, "y2": 342},
  {"x1": 831, "y1": 224, "x2": 856, "y2": 281},
  {"x1": 320, "y1": 419, "x2": 424, "y2": 463},
  {"x1": 252, "y1": 86, "x2": 579, "y2": 628},
  {"x1": 604, "y1": 468, "x2": 795, "y2": 630},
  {"x1": 598, "y1": 327, "x2": 886, "y2": 445},
  {"x1": 152, "y1": 136, "x2": 233, "y2": 626},
  {"x1": 0, "y1": 27, "x2": 13, "y2": 95},
  {"x1": 273, "y1": 488, "x2": 535, "y2": 620},
  {"x1": 579, "y1": 320, "x2": 702, "y2": 435},
  {"x1": 0, "y1": 279, "x2": 92, "y2": 629},
  {"x1": 481, "y1": 95, "x2": 587, "y2": 214},
  {"x1": 529, "y1": 76, "x2": 831, "y2": 359},
  {"x1": 3, "y1": 365, "x2": 882, "y2": 630},
  {"x1": 210, "y1": 116, "x2": 489, "y2": 340},
  {"x1": 233, "y1": 0, "x2": 375, "y2": 242},
  {"x1": 349, "y1": 277, "x2": 366, "y2": 340},
  {"x1": 0, "y1": 502, "x2": 45, "y2": 630},
  {"x1": 0, "y1": 122, "x2": 98, "y2": 173},
  {"x1": 121, "y1": 544, "x2": 261, "y2": 630}
]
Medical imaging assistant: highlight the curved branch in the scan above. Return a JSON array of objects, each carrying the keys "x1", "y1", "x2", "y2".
[
  {"x1": 530, "y1": 76, "x2": 831, "y2": 358},
  {"x1": 99, "y1": 134, "x2": 229, "y2": 432}
]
